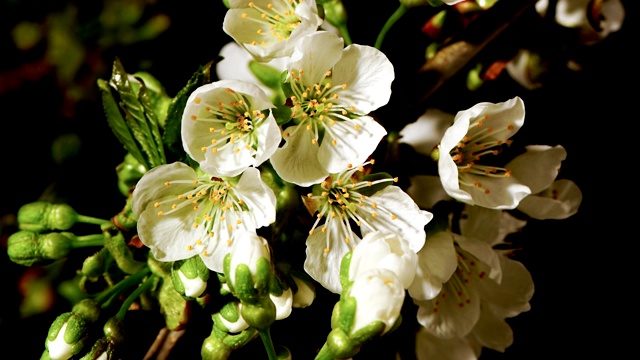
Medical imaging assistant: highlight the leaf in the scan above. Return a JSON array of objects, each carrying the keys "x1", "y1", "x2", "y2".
[
  {"x1": 136, "y1": 82, "x2": 166, "y2": 167},
  {"x1": 162, "y1": 61, "x2": 212, "y2": 163},
  {"x1": 97, "y1": 78, "x2": 149, "y2": 169}
]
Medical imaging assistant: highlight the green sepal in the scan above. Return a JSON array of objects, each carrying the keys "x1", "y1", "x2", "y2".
[
  {"x1": 17, "y1": 201, "x2": 78, "y2": 233},
  {"x1": 222, "y1": 253, "x2": 235, "y2": 294},
  {"x1": 233, "y1": 264, "x2": 258, "y2": 303},
  {"x1": 339, "y1": 250, "x2": 353, "y2": 292},
  {"x1": 213, "y1": 301, "x2": 242, "y2": 332},
  {"x1": 201, "y1": 332, "x2": 232, "y2": 360},
  {"x1": 171, "y1": 256, "x2": 210, "y2": 298},
  {"x1": 46, "y1": 312, "x2": 89, "y2": 357},
  {"x1": 240, "y1": 296, "x2": 276, "y2": 331},
  {"x1": 326, "y1": 328, "x2": 359, "y2": 359},
  {"x1": 116, "y1": 153, "x2": 148, "y2": 196},
  {"x1": 336, "y1": 296, "x2": 356, "y2": 335},
  {"x1": 356, "y1": 172, "x2": 395, "y2": 197},
  {"x1": 162, "y1": 61, "x2": 212, "y2": 163},
  {"x1": 248, "y1": 60, "x2": 283, "y2": 90},
  {"x1": 350, "y1": 320, "x2": 385, "y2": 345}
]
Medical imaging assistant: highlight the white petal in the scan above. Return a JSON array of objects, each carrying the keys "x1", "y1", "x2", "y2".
[
  {"x1": 399, "y1": 108, "x2": 454, "y2": 156},
  {"x1": 318, "y1": 116, "x2": 387, "y2": 173},
  {"x1": 332, "y1": 44, "x2": 395, "y2": 114},
  {"x1": 454, "y1": 233, "x2": 502, "y2": 283},
  {"x1": 270, "y1": 288, "x2": 293, "y2": 320},
  {"x1": 415, "y1": 283, "x2": 481, "y2": 339},
  {"x1": 270, "y1": 124, "x2": 329, "y2": 187},
  {"x1": 287, "y1": 31, "x2": 343, "y2": 85},
  {"x1": 477, "y1": 256, "x2": 534, "y2": 318},
  {"x1": 517, "y1": 179, "x2": 582, "y2": 220},
  {"x1": 360, "y1": 186, "x2": 432, "y2": 252},
  {"x1": 303, "y1": 225, "x2": 354, "y2": 294},
  {"x1": 415, "y1": 327, "x2": 479, "y2": 360},
  {"x1": 507, "y1": 145, "x2": 566, "y2": 194},
  {"x1": 234, "y1": 167, "x2": 277, "y2": 228},
  {"x1": 131, "y1": 162, "x2": 197, "y2": 216},
  {"x1": 408, "y1": 231, "x2": 458, "y2": 301},
  {"x1": 407, "y1": 174, "x2": 452, "y2": 210}
]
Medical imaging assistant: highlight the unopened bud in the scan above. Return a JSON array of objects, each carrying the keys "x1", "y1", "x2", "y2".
[
  {"x1": 172, "y1": 256, "x2": 210, "y2": 299},
  {"x1": 18, "y1": 202, "x2": 78, "y2": 233},
  {"x1": 8, "y1": 231, "x2": 74, "y2": 266},
  {"x1": 45, "y1": 312, "x2": 91, "y2": 360}
]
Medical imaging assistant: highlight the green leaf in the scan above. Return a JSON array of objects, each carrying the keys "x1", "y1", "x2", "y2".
[
  {"x1": 162, "y1": 61, "x2": 212, "y2": 163},
  {"x1": 109, "y1": 57, "x2": 165, "y2": 168},
  {"x1": 136, "y1": 82, "x2": 166, "y2": 165},
  {"x1": 97, "y1": 78, "x2": 148, "y2": 169}
]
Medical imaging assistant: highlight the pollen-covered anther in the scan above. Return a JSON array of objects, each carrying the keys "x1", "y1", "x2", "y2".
[
  {"x1": 194, "y1": 97, "x2": 201, "y2": 104},
  {"x1": 154, "y1": 202, "x2": 160, "y2": 208},
  {"x1": 190, "y1": 115, "x2": 197, "y2": 121},
  {"x1": 323, "y1": 248, "x2": 330, "y2": 253}
]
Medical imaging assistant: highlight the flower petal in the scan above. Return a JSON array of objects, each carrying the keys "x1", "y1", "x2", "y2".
[
  {"x1": 408, "y1": 231, "x2": 458, "y2": 301},
  {"x1": 517, "y1": 179, "x2": 582, "y2": 219},
  {"x1": 304, "y1": 225, "x2": 354, "y2": 294},
  {"x1": 287, "y1": 31, "x2": 344, "y2": 85},
  {"x1": 270, "y1": 124, "x2": 330, "y2": 186}
]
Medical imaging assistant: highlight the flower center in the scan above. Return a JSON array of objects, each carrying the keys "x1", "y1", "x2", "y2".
[
  {"x1": 191, "y1": 88, "x2": 265, "y2": 154},
  {"x1": 286, "y1": 69, "x2": 359, "y2": 146},
  {"x1": 431, "y1": 249, "x2": 488, "y2": 313},
  {"x1": 450, "y1": 114, "x2": 514, "y2": 194},
  {"x1": 304, "y1": 161, "x2": 398, "y2": 253},
  {"x1": 153, "y1": 176, "x2": 251, "y2": 256},
  {"x1": 242, "y1": 1, "x2": 303, "y2": 46}
]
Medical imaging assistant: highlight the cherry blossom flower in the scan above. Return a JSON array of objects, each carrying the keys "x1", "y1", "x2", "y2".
[
  {"x1": 302, "y1": 160, "x2": 432, "y2": 293},
  {"x1": 181, "y1": 79, "x2": 281, "y2": 177},
  {"x1": 270, "y1": 31, "x2": 394, "y2": 186},
  {"x1": 222, "y1": 0, "x2": 323, "y2": 62},
  {"x1": 132, "y1": 162, "x2": 276, "y2": 273}
]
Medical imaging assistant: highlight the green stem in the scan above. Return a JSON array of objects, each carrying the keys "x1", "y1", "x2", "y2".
[
  {"x1": 72, "y1": 233, "x2": 107, "y2": 248},
  {"x1": 337, "y1": 24, "x2": 352, "y2": 46},
  {"x1": 315, "y1": 343, "x2": 333, "y2": 360},
  {"x1": 116, "y1": 273, "x2": 157, "y2": 320},
  {"x1": 95, "y1": 265, "x2": 151, "y2": 306},
  {"x1": 259, "y1": 328, "x2": 277, "y2": 360},
  {"x1": 75, "y1": 214, "x2": 115, "y2": 228},
  {"x1": 374, "y1": 5, "x2": 408, "y2": 50}
]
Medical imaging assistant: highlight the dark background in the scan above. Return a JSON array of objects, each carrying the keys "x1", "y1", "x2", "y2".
[{"x1": 0, "y1": 0, "x2": 635, "y2": 358}]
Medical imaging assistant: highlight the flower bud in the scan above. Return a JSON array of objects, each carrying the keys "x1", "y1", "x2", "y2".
[
  {"x1": 7, "y1": 230, "x2": 74, "y2": 266},
  {"x1": 347, "y1": 269, "x2": 405, "y2": 336},
  {"x1": 213, "y1": 301, "x2": 249, "y2": 334},
  {"x1": 102, "y1": 317, "x2": 125, "y2": 345},
  {"x1": 45, "y1": 312, "x2": 91, "y2": 360},
  {"x1": 18, "y1": 201, "x2": 78, "y2": 233},
  {"x1": 224, "y1": 231, "x2": 272, "y2": 303},
  {"x1": 240, "y1": 296, "x2": 276, "y2": 331},
  {"x1": 270, "y1": 287, "x2": 293, "y2": 320},
  {"x1": 172, "y1": 256, "x2": 210, "y2": 299},
  {"x1": 71, "y1": 299, "x2": 101, "y2": 325},
  {"x1": 321, "y1": 0, "x2": 348, "y2": 28},
  {"x1": 348, "y1": 231, "x2": 418, "y2": 290},
  {"x1": 115, "y1": 153, "x2": 148, "y2": 196},
  {"x1": 78, "y1": 338, "x2": 115, "y2": 360}
]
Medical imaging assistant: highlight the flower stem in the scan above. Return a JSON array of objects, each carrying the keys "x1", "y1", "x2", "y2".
[
  {"x1": 116, "y1": 273, "x2": 157, "y2": 320},
  {"x1": 259, "y1": 328, "x2": 277, "y2": 360},
  {"x1": 72, "y1": 233, "x2": 107, "y2": 248},
  {"x1": 337, "y1": 24, "x2": 352, "y2": 46},
  {"x1": 95, "y1": 265, "x2": 151, "y2": 307},
  {"x1": 314, "y1": 343, "x2": 333, "y2": 360},
  {"x1": 75, "y1": 214, "x2": 115, "y2": 228},
  {"x1": 375, "y1": 5, "x2": 408, "y2": 50}
]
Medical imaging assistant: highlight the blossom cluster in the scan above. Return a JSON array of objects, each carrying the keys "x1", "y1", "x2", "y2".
[{"x1": 6, "y1": 0, "x2": 623, "y2": 359}]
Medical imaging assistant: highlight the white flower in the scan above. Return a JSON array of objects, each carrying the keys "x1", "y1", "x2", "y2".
[
  {"x1": 437, "y1": 97, "x2": 530, "y2": 209},
  {"x1": 222, "y1": 0, "x2": 323, "y2": 62},
  {"x1": 302, "y1": 161, "x2": 432, "y2": 293},
  {"x1": 347, "y1": 268, "x2": 405, "y2": 336},
  {"x1": 181, "y1": 79, "x2": 281, "y2": 177},
  {"x1": 270, "y1": 31, "x2": 393, "y2": 186},
  {"x1": 535, "y1": 0, "x2": 624, "y2": 44},
  {"x1": 131, "y1": 162, "x2": 276, "y2": 273},
  {"x1": 408, "y1": 231, "x2": 458, "y2": 302},
  {"x1": 348, "y1": 230, "x2": 418, "y2": 290},
  {"x1": 505, "y1": 49, "x2": 545, "y2": 90},
  {"x1": 216, "y1": 41, "x2": 288, "y2": 100},
  {"x1": 292, "y1": 274, "x2": 315, "y2": 308}
]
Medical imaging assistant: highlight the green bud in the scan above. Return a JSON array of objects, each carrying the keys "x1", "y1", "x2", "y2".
[
  {"x1": 18, "y1": 201, "x2": 78, "y2": 233},
  {"x1": 72, "y1": 299, "x2": 101, "y2": 324},
  {"x1": 327, "y1": 328, "x2": 359, "y2": 359},
  {"x1": 115, "y1": 153, "x2": 147, "y2": 196},
  {"x1": 45, "y1": 312, "x2": 90, "y2": 360},
  {"x1": 466, "y1": 63, "x2": 484, "y2": 91},
  {"x1": 81, "y1": 248, "x2": 111, "y2": 279},
  {"x1": 213, "y1": 301, "x2": 248, "y2": 333},
  {"x1": 103, "y1": 317, "x2": 125, "y2": 345},
  {"x1": 171, "y1": 257, "x2": 210, "y2": 299},
  {"x1": 7, "y1": 230, "x2": 74, "y2": 266},
  {"x1": 201, "y1": 333, "x2": 232, "y2": 360},
  {"x1": 240, "y1": 296, "x2": 276, "y2": 331},
  {"x1": 321, "y1": 0, "x2": 348, "y2": 27}
]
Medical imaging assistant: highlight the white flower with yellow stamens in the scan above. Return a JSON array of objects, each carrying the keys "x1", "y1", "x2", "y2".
[
  {"x1": 181, "y1": 79, "x2": 281, "y2": 178},
  {"x1": 437, "y1": 97, "x2": 530, "y2": 210},
  {"x1": 131, "y1": 162, "x2": 276, "y2": 273},
  {"x1": 302, "y1": 160, "x2": 432, "y2": 293},
  {"x1": 270, "y1": 31, "x2": 394, "y2": 187},
  {"x1": 223, "y1": 0, "x2": 323, "y2": 62}
]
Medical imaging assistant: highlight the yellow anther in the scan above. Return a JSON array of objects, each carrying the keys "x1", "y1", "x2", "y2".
[{"x1": 154, "y1": 202, "x2": 160, "y2": 208}]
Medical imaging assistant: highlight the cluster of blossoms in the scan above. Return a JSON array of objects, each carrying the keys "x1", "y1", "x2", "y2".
[{"x1": 8, "y1": 0, "x2": 622, "y2": 359}]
